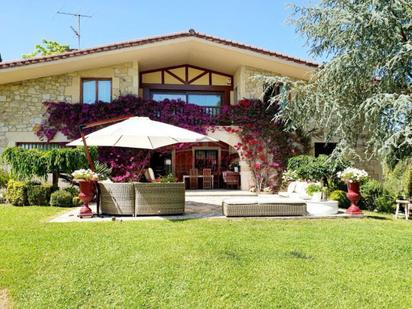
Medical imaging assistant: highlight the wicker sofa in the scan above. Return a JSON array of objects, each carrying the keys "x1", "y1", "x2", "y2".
[
  {"x1": 222, "y1": 196, "x2": 307, "y2": 217},
  {"x1": 98, "y1": 182, "x2": 185, "y2": 216}
]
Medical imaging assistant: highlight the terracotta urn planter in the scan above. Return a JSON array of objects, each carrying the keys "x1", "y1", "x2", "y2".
[
  {"x1": 78, "y1": 180, "x2": 96, "y2": 218},
  {"x1": 346, "y1": 182, "x2": 362, "y2": 215}
]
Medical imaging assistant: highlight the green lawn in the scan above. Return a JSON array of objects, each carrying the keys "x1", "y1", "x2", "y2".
[{"x1": 1, "y1": 205, "x2": 411, "y2": 308}]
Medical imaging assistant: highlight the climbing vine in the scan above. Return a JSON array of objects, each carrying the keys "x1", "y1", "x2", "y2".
[{"x1": 35, "y1": 95, "x2": 308, "y2": 188}]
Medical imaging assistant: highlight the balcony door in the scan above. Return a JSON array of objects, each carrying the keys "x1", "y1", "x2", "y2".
[
  {"x1": 194, "y1": 149, "x2": 219, "y2": 172},
  {"x1": 151, "y1": 91, "x2": 222, "y2": 116}
]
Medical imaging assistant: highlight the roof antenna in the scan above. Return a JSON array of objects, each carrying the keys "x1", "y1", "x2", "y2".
[{"x1": 57, "y1": 11, "x2": 92, "y2": 49}]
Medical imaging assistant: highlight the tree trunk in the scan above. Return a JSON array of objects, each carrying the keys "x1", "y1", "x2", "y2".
[{"x1": 52, "y1": 172, "x2": 59, "y2": 188}]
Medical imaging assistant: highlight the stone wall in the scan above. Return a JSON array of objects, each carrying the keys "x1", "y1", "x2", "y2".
[
  {"x1": 0, "y1": 62, "x2": 138, "y2": 151},
  {"x1": 240, "y1": 66, "x2": 280, "y2": 99}
]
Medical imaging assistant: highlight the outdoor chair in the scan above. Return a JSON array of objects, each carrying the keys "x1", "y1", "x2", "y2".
[
  {"x1": 189, "y1": 168, "x2": 198, "y2": 189},
  {"x1": 222, "y1": 171, "x2": 240, "y2": 189},
  {"x1": 202, "y1": 168, "x2": 213, "y2": 189},
  {"x1": 98, "y1": 182, "x2": 135, "y2": 216}
]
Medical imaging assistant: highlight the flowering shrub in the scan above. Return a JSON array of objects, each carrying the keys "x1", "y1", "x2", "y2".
[
  {"x1": 337, "y1": 167, "x2": 368, "y2": 183},
  {"x1": 72, "y1": 169, "x2": 99, "y2": 181},
  {"x1": 282, "y1": 170, "x2": 300, "y2": 183},
  {"x1": 35, "y1": 96, "x2": 308, "y2": 185}
]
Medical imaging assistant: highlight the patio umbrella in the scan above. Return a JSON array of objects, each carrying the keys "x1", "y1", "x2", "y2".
[{"x1": 67, "y1": 116, "x2": 217, "y2": 149}]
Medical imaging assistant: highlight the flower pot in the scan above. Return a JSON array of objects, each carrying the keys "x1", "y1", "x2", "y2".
[
  {"x1": 346, "y1": 182, "x2": 362, "y2": 215},
  {"x1": 311, "y1": 192, "x2": 322, "y2": 202},
  {"x1": 78, "y1": 180, "x2": 96, "y2": 218}
]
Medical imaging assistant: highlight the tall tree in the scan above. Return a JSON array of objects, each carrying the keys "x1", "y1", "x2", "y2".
[
  {"x1": 263, "y1": 0, "x2": 411, "y2": 166},
  {"x1": 22, "y1": 39, "x2": 70, "y2": 59}
]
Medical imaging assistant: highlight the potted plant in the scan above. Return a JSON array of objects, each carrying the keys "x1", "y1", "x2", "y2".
[
  {"x1": 337, "y1": 167, "x2": 368, "y2": 215},
  {"x1": 72, "y1": 169, "x2": 100, "y2": 218},
  {"x1": 306, "y1": 183, "x2": 323, "y2": 202}
]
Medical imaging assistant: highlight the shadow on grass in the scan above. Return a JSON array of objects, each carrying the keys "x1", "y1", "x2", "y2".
[
  {"x1": 365, "y1": 215, "x2": 392, "y2": 220},
  {"x1": 288, "y1": 250, "x2": 314, "y2": 260}
]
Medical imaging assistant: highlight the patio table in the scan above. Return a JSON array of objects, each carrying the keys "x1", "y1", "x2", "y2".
[{"x1": 183, "y1": 175, "x2": 214, "y2": 189}]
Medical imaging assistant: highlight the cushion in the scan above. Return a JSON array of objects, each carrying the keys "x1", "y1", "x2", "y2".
[
  {"x1": 144, "y1": 168, "x2": 156, "y2": 182},
  {"x1": 223, "y1": 197, "x2": 258, "y2": 205},
  {"x1": 294, "y1": 182, "x2": 311, "y2": 200},
  {"x1": 257, "y1": 196, "x2": 306, "y2": 205},
  {"x1": 287, "y1": 181, "x2": 297, "y2": 194}
]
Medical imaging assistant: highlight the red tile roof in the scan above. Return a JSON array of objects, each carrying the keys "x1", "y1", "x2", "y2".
[{"x1": 0, "y1": 30, "x2": 318, "y2": 70}]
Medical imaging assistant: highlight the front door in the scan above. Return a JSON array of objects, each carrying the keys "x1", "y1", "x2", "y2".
[{"x1": 194, "y1": 149, "x2": 218, "y2": 173}]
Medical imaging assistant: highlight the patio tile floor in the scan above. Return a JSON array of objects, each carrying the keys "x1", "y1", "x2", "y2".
[{"x1": 49, "y1": 191, "x2": 361, "y2": 223}]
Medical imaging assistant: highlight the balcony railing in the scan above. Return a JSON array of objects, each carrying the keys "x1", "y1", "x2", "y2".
[{"x1": 200, "y1": 106, "x2": 220, "y2": 117}]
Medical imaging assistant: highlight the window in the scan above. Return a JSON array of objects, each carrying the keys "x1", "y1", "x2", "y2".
[
  {"x1": 81, "y1": 79, "x2": 112, "y2": 104},
  {"x1": 151, "y1": 91, "x2": 222, "y2": 107},
  {"x1": 314, "y1": 142, "x2": 337, "y2": 157},
  {"x1": 152, "y1": 92, "x2": 186, "y2": 102},
  {"x1": 195, "y1": 149, "x2": 218, "y2": 172}
]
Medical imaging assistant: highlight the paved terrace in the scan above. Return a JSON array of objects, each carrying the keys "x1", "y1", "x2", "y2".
[{"x1": 49, "y1": 190, "x2": 356, "y2": 223}]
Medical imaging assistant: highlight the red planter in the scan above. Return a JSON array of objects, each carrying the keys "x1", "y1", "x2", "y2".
[
  {"x1": 346, "y1": 181, "x2": 363, "y2": 215},
  {"x1": 78, "y1": 180, "x2": 96, "y2": 218}
]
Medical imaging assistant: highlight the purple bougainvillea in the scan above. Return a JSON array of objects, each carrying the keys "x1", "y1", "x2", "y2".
[{"x1": 35, "y1": 95, "x2": 308, "y2": 187}]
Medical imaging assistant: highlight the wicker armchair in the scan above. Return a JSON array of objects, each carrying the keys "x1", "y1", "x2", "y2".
[
  {"x1": 222, "y1": 171, "x2": 240, "y2": 189},
  {"x1": 98, "y1": 182, "x2": 135, "y2": 216},
  {"x1": 134, "y1": 183, "x2": 185, "y2": 216}
]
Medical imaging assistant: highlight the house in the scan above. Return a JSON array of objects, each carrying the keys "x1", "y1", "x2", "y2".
[{"x1": 0, "y1": 30, "x2": 379, "y2": 189}]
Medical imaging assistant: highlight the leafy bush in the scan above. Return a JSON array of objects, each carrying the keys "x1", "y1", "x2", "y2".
[
  {"x1": 281, "y1": 170, "x2": 299, "y2": 183},
  {"x1": 306, "y1": 183, "x2": 322, "y2": 196},
  {"x1": 287, "y1": 155, "x2": 349, "y2": 185},
  {"x1": 329, "y1": 190, "x2": 350, "y2": 208},
  {"x1": 375, "y1": 195, "x2": 395, "y2": 213},
  {"x1": 6, "y1": 180, "x2": 28, "y2": 206},
  {"x1": 359, "y1": 179, "x2": 396, "y2": 213},
  {"x1": 383, "y1": 159, "x2": 412, "y2": 199},
  {"x1": 0, "y1": 168, "x2": 10, "y2": 188},
  {"x1": 50, "y1": 190, "x2": 73, "y2": 207},
  {"x1": 26, "y1": 180, "x2": 42, "y2": 186},
  {"x1": 27, "y1": 184, "x2": 54, "y2": 206},
  {"x1": 360, "y1": 179, "x2": 383, "y2": 211},
  {"x1": 64, "y1": 186, "x2": 79, "y2": 197},
  {"x1": 72, "y1": 196, "x2": 82, "y2": 207},
  {"x1": 159, "y1": 173, "x2": 177, "y2": 183}
]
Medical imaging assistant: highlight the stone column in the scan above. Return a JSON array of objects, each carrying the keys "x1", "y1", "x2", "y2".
[{"x1": 239, "y1": 159, "x2": 253, "y2": 191}]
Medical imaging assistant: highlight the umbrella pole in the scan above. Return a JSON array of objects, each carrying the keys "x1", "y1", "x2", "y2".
[{"x1": 80, "y1": 125, "x2": 96, "y2": 172}]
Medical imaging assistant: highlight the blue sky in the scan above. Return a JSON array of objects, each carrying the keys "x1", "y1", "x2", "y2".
[{"x1": 0, "y1": 0, "x2": 319, "y2": 62}]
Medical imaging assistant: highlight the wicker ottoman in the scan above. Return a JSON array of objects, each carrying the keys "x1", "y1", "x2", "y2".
[
  {"x1": 223, "y1": 197, "x2": 307, "y2": 217},
  {"x1": 98, "y1": 182, "x2": 135, "y2": 216},
  {"x1": 134, "y1": 183, "x2": 185, "y2": 216}
]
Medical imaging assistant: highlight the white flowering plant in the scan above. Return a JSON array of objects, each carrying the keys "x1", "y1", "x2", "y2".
[
  {"x1": 282, "y1": 170, "x2": 299, "y2": 183},
  {"x1": 337, "y1": 167, "x2": 368, "y2": 183},
  {"x1": 71, "y1": 169, "x2": 100, "y2": 181}
]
